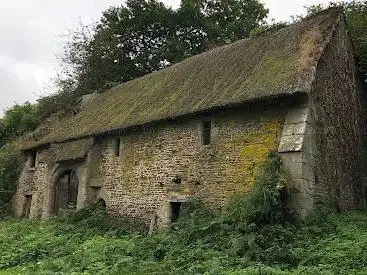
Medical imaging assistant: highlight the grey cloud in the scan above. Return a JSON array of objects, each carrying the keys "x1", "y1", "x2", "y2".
[{"x1": 0, "y1": 66, "x2": 40, "y2": 111}]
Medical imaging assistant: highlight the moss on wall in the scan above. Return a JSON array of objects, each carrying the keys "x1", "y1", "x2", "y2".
[
  {"x1": 220, "y1": 120, "x2": 281, "y2": 199},
  {"x1": 98, "y1": 108, "x2": 284, "y2": 225}
]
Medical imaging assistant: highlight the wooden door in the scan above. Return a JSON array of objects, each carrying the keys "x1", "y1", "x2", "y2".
[
  {"x1": 68, "y1": 171, "x2": 79, "y2": 208},
  {"x1": 54, "y1": 174, "x2": 69, "y2": 214}
]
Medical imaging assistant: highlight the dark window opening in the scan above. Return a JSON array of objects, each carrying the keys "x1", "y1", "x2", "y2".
[
  {"x1": 170, "y1": 202, "x2": 182, "y2": 223},
  {"x1": 202, "y1": 121, "x2": 212, "y2": 145},
  {"x1": 114, "y1": 138, "x2": 121, "y2": 157},
  {"x1": 29, "y1": 151, "x2": 37, "y2": 168},
  {"x1": 172, "y1": 174, "x2": 181, "y2": 184},
  {"x1": 23, "y1": 195, "x2": 32, "y2": 219},
  {"x1": 97, "y1": 199, "x2": 107, "y2": 211}
]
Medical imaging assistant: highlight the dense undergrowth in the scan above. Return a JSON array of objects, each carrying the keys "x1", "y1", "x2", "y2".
[
  {"x1": 1, "y1": 207, "x2": 366, "y2": 274},
  {"x1": 0, "y1": 153, "x2": 366, "y2": 274}
]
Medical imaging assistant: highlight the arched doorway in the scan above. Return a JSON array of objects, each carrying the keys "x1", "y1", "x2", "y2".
[
  {"x1": 97, "y1": 198, "x2": 106, "y2": 209},
  {"x1": 96, "y1": 198, "x2": 107, "y2": 212},
  {"x1": 53, "y1": 170, "x2": 79, "y2": 214}
]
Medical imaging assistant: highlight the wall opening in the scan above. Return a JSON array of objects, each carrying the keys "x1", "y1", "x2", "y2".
[
  {"x1": 53, "y1": 170, "x2": 79, "y2": 214},
  {"x1": 170, "y1": 202, "x2": 182, "y2": 223},
  {"x1": 97, "y1": 198, "x2": 107, "y2": 211},
  {"x1": 201, "y1": 121, "x2": 212, "y2": 145},
  {"x1": 114, "y1": 138, "x2": 121, "y2": 157},
  {"x1": 22, "y1": 195, "x2": 32, "y2": 218},
  {"x1": 29, "y1": 151, "x2": 37, "y2": 168},
  {"x1": 172, "y1": 174, "x2": 181, "y2": 184}
]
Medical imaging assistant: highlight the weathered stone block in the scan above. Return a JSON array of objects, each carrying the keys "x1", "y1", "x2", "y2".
[
  {"x1": 284, "y1": 107, "x2": 309, "y2": 125},
  {"x1": 282, "y1": 122, "x2": 307, "y2": 136},
  {"x1": 278, "y1": 134, "x2": 304, "y2": 152}
]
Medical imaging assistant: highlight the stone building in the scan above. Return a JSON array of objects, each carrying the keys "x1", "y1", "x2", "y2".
[{"x1": 13, "y1": 8, "x2": 366, "y2": 228}]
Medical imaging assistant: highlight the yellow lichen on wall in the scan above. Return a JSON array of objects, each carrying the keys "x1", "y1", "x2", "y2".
[
  {"x1": 99, "y1": 112, "x2": 284, "y2": 223},
  {"x1": 222, "y1": 120, "x2": 281, "y2": 197}
]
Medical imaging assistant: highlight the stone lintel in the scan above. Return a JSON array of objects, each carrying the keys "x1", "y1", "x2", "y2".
[{"x1": 89, "y1": 178, "x2": 104, "y2": 188}]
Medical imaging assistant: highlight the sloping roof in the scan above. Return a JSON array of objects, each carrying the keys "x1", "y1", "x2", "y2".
[
  {"x1": 24, "y1": 8, "x2": 341, "y2": 149},
  {"x1": 49, "y1": 138, "x2": 93, "y2": 163}
]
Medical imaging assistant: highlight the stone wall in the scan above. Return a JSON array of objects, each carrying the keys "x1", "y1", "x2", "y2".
[
  {"x1": 17, "y1": 93, "x2": 354, "y2": 223},
  {"x1": 278, "y1": 103, "x2": 318, "y2": 217},
  {"x1": 94, "y1": 105, "x2": 285, "y2": 227},
  {"x1": 14, "y1": 18, "x2": 365, "y2": 220},
  {"x1": 310, "y1": 18, "x2": 365, "y2": 209},
  {"x1": 13, "y1": 148, "x2": 49, "y2": 218},
  {"x1": 13, "y1": 147, "x2": 92, "y2": 219}
]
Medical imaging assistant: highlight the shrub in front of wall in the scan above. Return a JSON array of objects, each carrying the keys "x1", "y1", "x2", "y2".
[{"x1": 0, "y1": 142, "x2": 23, "y2": 216}]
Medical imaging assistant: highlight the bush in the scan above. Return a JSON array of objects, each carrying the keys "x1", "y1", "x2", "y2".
[
  {"x1": 0, "y1": 142, "x2": 23, "y2": 216},
  {"x1": 0, "y1": 207, "x2": 366, "y2": 274},
  {"x1": 223, "y1": 152, "x2": 291, "y2": 225},
  {"x1": 0, "y1": 102, "x2": 40, "y2": 142},
  {"x1": 0, "y1": 151, "x2": 366, "y2": 274}
]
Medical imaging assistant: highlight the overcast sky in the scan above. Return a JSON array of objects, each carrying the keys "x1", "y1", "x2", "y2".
[{"x1": 0, "y1": 0, "x2": 336, "y2": 117}]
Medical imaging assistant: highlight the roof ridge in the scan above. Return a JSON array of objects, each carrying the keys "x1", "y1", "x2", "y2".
[{"x1": 307, "y1": 10, "x2": 343, "y2": 92}]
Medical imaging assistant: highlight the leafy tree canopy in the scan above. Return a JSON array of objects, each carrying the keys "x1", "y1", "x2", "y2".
[
  {"x1": 306, "y1": 1, "x2": 367, "y2": 82},
  {"x1": 0, "y1": 102, "x2": 40, "y2": 144},
  {"x1": 36, "y1": 0, "x2": 367, "y2": 119},
  {"x1": 41, "y1": 0, "x2": 268, "y2": 117}
]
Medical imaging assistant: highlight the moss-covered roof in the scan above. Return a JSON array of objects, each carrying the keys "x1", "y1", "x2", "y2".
[{"x1": 24, "y1": 8, "x2": 341, "y2": 149}]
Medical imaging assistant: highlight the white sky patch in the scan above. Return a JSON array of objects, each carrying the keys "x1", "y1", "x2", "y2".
[
  {"x1": 0, "y1": 0, "x2": 352, "y2": 117},
  {"x1": 265, "y1": 0, "x2": 336, "y2": 22}
]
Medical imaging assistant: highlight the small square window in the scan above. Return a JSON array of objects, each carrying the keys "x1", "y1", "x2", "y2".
[{"x1": 201, "y1": 121, "x2": 212, "y2": 145}]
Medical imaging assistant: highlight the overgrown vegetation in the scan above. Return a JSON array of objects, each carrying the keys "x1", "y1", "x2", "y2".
[
  {"x1": 0, "y1": 103, "x2": 40, "y2": 215},
  {"x1": 1, "y1": 202, "x2": 366, "y2": 274},
  {"x1": 0, "y1": 142, "x2": 23, "y2": 216},
  {"x1": 0, "y1": 102, "x2": 40, "y2": 144},
  {"x1": 0, "y1": 2, "x2": 367, "y2": 272},
  {"x1": 37, "y1": 0, "x2": 269, "y2": 117},
  {"x1": 0, "y1": 152, "x2": 365, "y2": 274},
  {"x1": 32, "y1": 0, "x2": 367, "y2": 119},
  {"x1": 306, "y1": 1, "x2": 367, "y2": 82}
]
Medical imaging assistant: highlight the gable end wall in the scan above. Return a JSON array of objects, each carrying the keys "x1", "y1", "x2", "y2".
[{"x1": 310, "y1": 19, "x2": 365, "y2": 209}]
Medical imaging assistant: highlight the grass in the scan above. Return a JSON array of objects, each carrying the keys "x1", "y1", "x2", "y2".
[
  {"x1": 0, "y1": 208, "x2": 366, "y2": 274},
  {"x1": 1, "y1": 153, "x2": 366, "y2": 274}
]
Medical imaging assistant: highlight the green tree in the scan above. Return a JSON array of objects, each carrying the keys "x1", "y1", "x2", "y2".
[
  {"x1": 0, "y1": 102, "x2": 40, "y2": 144},
  {"x1": 0, "y1": 142, "x2": 22, "y2": 192},
  {"x1": 0, "y1": 102, "x2": 40, "y2": 213},
  {"x1": 47, "y1": 0, "x2": 268, "y2": 117},
  {"x1": 345, "y1": 1, "x2": 367, "y2": 82},
  {"x1": 75, "y1": 0, "x2": 177, "y2": 95},
  {"x1": 306, "y1": 1, "x2": 367, "y2": 82},
  {"x1": 0, "y1": 142, "x2": 23, "y2": 215}
]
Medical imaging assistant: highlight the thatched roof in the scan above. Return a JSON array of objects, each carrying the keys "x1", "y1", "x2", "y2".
[{"x1": 24, "y1": 8, "x2": 341, "y2": 149}]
